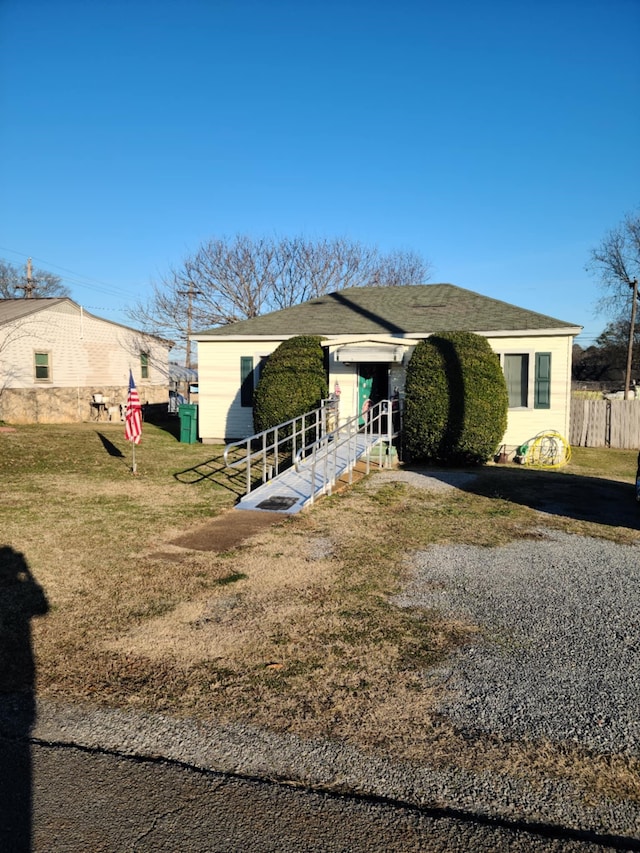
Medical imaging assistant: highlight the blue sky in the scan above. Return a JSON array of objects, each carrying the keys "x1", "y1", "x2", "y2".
[{"x1": 1, "y1": 0, "x2": 638, "y2": 347}]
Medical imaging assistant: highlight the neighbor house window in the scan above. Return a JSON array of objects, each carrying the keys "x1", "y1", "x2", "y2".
[
  {"x1": 140, "y1": 352, "x2": 149, "y2": 379},
  {"x1": 502, "y1": 352, "x2": 551, "y2": 409},
  {"x1": 240, "y1": 356, "x2": 254, "y2": 407},
  {"x1": 34, "y1": 351, "x2": 51, "y2": 382}
]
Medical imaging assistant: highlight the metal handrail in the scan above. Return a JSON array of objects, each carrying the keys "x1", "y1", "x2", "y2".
[
  {"x1": 294, "y1": 399, "x2": 400, "y2": 506},
  {"x1": 224, "y1": 398, "x2": 338, "y2": 496}
]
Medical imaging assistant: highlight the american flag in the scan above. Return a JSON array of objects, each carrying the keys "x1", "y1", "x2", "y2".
[{"x1": 125, "y1": 370, "x2": 142, "y2": 445}]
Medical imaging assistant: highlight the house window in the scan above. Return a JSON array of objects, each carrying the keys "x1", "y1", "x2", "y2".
[
  {"x1": 140, "y1": 352, "x2": 149, "y2": 379},
  {"x1": 240, "y1": 356, "x2": 254, "y2": 407},
  {"x1": 502, "y1": 352, "x2": 551, "y2": 409},
  {"x1": 34, "y1": 351, "x2": 51, "y2": 382},
  {"x1": 503, "y1": 354, "x2": 529, "y2": 408}
]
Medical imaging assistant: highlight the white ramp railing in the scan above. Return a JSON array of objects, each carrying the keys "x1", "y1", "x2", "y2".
[
  {"x1": 223, "y1": 397, "x2": 339, "y2": 497},
  {"x1": 294, "y1": 399, "x2": 400, "y2": 506}
]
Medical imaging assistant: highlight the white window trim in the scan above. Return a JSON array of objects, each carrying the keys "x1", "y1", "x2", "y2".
[
  {"x1": 140, "y1": 352, "x2": 150, "y2": 380},
  {"x1": 34, "y1": 350, "x2": 52, "y2": 383}
]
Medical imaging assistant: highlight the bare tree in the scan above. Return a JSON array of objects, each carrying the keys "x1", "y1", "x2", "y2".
[
  {"x1": 0, "y1": 259, "x2": 69, "y2": 299},
  {"x1": 587, "y1": 211, "x2": 640, "y2": 396},
  {"x1": 128, "y1": 235, "x2": 279, "y2": 365},
  {"x1": 128, "y1": 234, "x2": 431, "y2": 364},
  {"x1": 370, "y1": 248, "x2": 430, "y2": 289},
  {"x1": 573, "y1": 318, "x2": 640, "y2": 384}
]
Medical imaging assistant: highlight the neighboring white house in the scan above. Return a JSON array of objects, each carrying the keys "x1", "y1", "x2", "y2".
[
  {"x1": 0, "y1": 298, "x2": 172, "y2": 424},
  {"x1": 192, "y1": 284, "x2": 582, "y2": 451}
]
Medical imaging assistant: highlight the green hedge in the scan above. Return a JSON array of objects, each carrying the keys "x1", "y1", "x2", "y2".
[
  {"x1": 403, "y1": 332, "x2": 508, "y2": 465},
  {"x1": 253, "y1": 336, "x2": 328, "y2": 433}
]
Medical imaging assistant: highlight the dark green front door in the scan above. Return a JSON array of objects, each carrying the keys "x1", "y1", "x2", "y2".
[
  {"x1": 358, "y1": 370, "x2": 374, "y2": 425},
  {"x1": 358, "y1": 364, "x2": 389, "y2": 425}
]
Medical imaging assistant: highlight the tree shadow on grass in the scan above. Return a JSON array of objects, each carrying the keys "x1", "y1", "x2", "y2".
[
  {"x1": 417, "y1": 464, "x2": 640, "y2": 531},
  {"x1": 0, "y1": 546, "x2": 49, "y2": 852}
]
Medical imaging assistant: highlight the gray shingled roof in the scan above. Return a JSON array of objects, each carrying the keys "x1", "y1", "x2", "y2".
[
  {"x1": 0, "y1": 298, "x2": 68, "y2": 324},
  {"x1": 0, "y1": 298, "x2": 172, "y2": 344},
  {"x1": 195, "y1": 284, "x2": 580, "y2": 337}
]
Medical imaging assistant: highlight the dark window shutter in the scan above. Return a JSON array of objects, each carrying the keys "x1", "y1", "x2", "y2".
[
  {"x1": 240, "y1": 357, "x2": 254, "y2": 407},
  {"x1": 534, "y1": 352, "x2": 551, "y2": 409}
]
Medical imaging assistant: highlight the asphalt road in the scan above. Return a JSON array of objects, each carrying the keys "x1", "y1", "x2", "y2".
[{"x1": 0, "y1": 737, "x2": 636, "y2": 853}]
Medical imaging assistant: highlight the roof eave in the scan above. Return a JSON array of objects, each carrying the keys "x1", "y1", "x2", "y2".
[
  {"x1": 194, "y1": 326, "x2": 583, "y2": 342},
  {"x1": 477, "y1": 326, "x2": 583, "y2": 337},
  {"x1": 192, "y1": 333, "x2": 298, "y2": 342}
]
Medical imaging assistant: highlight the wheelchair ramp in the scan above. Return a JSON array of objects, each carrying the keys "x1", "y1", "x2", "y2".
[{"x1": 236, "y1": 432, "x2": 384, "y2": 514}]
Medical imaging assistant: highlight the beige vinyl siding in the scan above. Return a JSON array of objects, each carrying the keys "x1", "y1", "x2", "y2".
[
  {"x1": 196, "y1": 331, "x2": 575, "y2": 450},
  {"x1": 0, "y1": 301, "x2": 170, "y2": 423},
  {"x1": 489, "y1": 334, "x2": 573, "y2": 447},
  {"x1": 197, "y1": 339, "x2": 284, "y2": 443},
  {"x1": 328, "y1": 355, "x2": 359, "y2": 423},
  {"x1": 1, "y1": 304, "x2": 168, "y2": 390},
  {"x1": 198, "y1": 335, "x2": 415, "y2": 442}
]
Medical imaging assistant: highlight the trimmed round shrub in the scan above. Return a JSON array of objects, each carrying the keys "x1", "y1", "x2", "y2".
[
  {"x1": 253, "y1": 335, "x2": 328, "y2": 433},
  {"x1": 403, "y1": 331, "x2": 508, "y2": 465}
]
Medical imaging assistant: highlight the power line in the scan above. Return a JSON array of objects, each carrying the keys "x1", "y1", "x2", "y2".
[{"x1": 0, "y1": 245, "x2": 137, "y2": 299}]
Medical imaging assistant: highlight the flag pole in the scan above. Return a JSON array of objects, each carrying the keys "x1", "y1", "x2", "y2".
[{"x1": 125, "y1": 369, "x2": 142, "y2": 474}]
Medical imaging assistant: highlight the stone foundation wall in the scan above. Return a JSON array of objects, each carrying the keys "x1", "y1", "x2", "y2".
[{"x1": 0, "y1": 386, "x2": 170, "y2": 424}]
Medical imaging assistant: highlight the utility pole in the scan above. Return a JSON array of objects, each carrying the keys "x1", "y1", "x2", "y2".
[
  {"x1": 177, "y1": 281, "x2": 202, "y2": 370},
  {"x1": 17, "y1": 258, "x2": 36, "y2": 297},
  {"x1": 624, "y1": 278, "x2": 638, "y2": 398}
]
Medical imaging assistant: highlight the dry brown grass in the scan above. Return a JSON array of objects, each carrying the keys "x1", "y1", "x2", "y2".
[{"x1": 1, "y1": 424, "x2": 639, "y2": 804}]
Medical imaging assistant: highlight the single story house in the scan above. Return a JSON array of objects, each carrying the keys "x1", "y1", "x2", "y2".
[
  {"x1": 0, "y1": 298, "x2": 172, "y2": 424},
  {"x1": 193, "y1": 284, "x2": 582, "y2": 451}
]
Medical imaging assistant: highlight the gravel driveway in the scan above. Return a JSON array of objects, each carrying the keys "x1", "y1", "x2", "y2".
[
  {"x1": 379, "y1": 469, "x2": 640, "y2": 758},
  {"x1": 395, "y1": 530, "x2": 640, "y2": 756}
]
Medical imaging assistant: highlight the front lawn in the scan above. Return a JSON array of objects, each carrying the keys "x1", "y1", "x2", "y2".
[{"x1": 1, "y1": 423, "x2": 638, "y2": 801}]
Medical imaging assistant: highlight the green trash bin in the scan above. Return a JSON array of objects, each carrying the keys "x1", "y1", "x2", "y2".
[{"x1": 178, "y1": 403, "x2": 198, "y2": 444}]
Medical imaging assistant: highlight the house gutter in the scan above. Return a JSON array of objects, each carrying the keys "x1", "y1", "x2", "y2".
[
  {"x1": 476, "y1": 327, "x2": 583, "y2": 339},
  {"x1": 192, "y1": 334, "x2": 297, "y2": 343},
  {"x1": 193, "y1": 327, "x2": 582, "y2": 343}
]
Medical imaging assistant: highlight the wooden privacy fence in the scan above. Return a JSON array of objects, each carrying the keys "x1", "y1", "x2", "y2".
[{"x1": 570, "y1": 399, "x2": 640, "y2": 449}]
